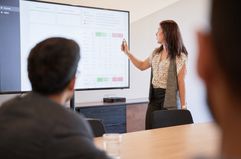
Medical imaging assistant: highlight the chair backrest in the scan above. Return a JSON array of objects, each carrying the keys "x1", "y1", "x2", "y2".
[
  {"x1": 150, "y1": 109, "x2": 193, "y2": 129},
  {"x1": 86, "y1": 118, "x2": 106, "y2": 137}
]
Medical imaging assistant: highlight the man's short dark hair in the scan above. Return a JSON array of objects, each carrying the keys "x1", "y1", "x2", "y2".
[
  {"x1": 211, "y1": 0, "x2": 241, "y2": 95},
  {"x1": 28, "y1": 37, "x2": 80, "y2": 95}
]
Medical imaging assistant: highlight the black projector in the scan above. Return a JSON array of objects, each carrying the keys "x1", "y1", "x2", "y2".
[{"x1": 103, "y1": 97, "x2": 126, "y2": 103}]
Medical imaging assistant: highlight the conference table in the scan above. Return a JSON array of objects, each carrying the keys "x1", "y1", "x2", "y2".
[{"x1": 95, "y1": 122, "x2": 221, "y2": 159}]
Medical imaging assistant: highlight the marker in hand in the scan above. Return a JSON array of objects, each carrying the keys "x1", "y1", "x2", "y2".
[{"x1": 121, "y1": 39, "x2": 127, "y2": 52}]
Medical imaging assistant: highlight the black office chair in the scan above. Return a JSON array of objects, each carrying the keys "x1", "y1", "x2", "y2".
[
  {"x1": 86, "y1": 118, "x2": 106, "y2": 137},
  {"x1": 150, "y1": 109, "x2": 194, "y2": 129}
]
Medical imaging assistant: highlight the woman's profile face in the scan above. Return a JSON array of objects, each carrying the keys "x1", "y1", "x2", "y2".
[{"x1": 156, "y1": 27, "x2": 165, "y2": 44}]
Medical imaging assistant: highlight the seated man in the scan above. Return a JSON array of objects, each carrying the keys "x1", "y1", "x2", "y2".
[
  {"x1": 197, "y1": 0, "x2": 241, "y2": 158},
  {"x1": 0, "y1": 37, "x2": 110, "y2": 159}
]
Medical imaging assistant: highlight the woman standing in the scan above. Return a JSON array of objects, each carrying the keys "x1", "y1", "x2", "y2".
[{"x1": 121, "y1": 20, "x2": 188, "y2": 129}]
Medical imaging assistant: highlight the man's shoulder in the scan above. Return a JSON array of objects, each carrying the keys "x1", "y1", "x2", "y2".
[
  {"x1": 0, "y1": 94, "x2": 109, "y2": 159},
  {"x1": 0, "y1": 94, "x2": 28, "y2": 113},
  {"x1": 0, "y1": 93, "x2": 91, "y2": 134},
  {"x1": 51, "y1": 107, "x2": 93, "y2": 137},
  {"x1": 0, "y1": 92, "x2": 93, "y2": 139}
]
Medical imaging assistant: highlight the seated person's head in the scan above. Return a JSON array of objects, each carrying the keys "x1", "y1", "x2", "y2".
[
  {"x1": 197, "y1": 0, "x2": 241, "y2": 157},
  {"x1": 28, "y1": 37, "x2": 80, "y2": 102}
]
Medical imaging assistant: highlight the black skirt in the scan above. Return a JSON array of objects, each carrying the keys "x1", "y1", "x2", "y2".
[
  {"x1": 150, "y1": 88, "x2": 166, "y2": 108},
  {"x1": 145, "y1": 88, "x2": 166, "y2": 129}
]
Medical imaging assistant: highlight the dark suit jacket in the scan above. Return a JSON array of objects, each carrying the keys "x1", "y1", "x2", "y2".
[{"x1": 0, "y1": 92, "x2": 110, "y2": 159}]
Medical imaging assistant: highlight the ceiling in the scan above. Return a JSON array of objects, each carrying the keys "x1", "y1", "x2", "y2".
[{"x1": 41, "y1": 0, "x2": 181, "y2": 22}]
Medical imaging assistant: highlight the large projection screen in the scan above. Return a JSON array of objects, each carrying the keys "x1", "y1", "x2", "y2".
[{"x1": 0, "y1": 0, "x2": 129, "y2": 93}]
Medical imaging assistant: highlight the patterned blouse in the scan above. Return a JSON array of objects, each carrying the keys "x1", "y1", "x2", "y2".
[{"x1": 148, "y1": 49, "x2": 187, "y2": 89}]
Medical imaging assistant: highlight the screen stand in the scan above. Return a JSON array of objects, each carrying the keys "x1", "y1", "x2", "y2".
[{"x1": 70, "y1": 91, "x2": 75, "y2": 111}]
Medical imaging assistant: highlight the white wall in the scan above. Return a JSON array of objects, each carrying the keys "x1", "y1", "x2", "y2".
[
  {"x1": 39, "y1": 0, "x2": 181, "y2": 22},
  {"x1": 0, "y1": 0, "x2": 212, "y2": 123}
]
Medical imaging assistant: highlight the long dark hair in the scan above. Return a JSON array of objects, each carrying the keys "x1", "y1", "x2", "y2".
[{"x1": 158, "y1": 20, "x2": 188, "y2": 59}]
